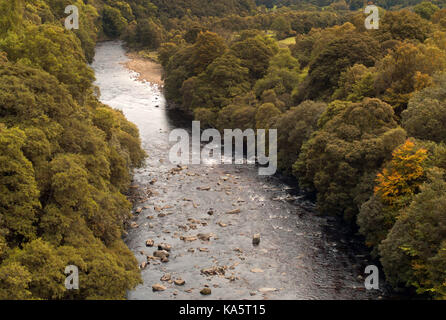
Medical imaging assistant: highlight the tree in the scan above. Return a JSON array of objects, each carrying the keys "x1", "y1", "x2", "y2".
[
  {"x1": 230, "y1": 32, "x2": 279, "y2": 80},
  {"x1": 0, "y1": 262, "x2": 32, "y2": 300},
  {"x1": 358, "y1": 139, "x2": 429, "y2": 253},
  {"x1": 0, "y1": 56, "x2": 144, "y2": 299},
  {"x1": 135, "y1": 18, "x2": 164, "y2": 48},
  {"x1": 102, "y1": 5, "x2": 128, "y2": 38},
  {"x1": 332, "y1": 64, "x2": 376, "y2": 102},
  {"x1": 275, "y1": 101, "x2": 326, "y2": 174},
  {"x1": 374, "y1": 42, "x2": 446, "y2": 114},
  {"x1": 0, "y1": 126, "x2": 40, "y2": 244},
  {"x1": 414, "y1": 1, "x2": 440, "y2": 20},
  {"x1": 374, "y1": 140, "x2": 428, "y2": 207},
  {"x1": 254, "y1": 48, "x2": 303, "y2": 107},
  {"x1": 0, "y1": 24, "x2": 95, "y2": 102},
  {"x1": 379, "y1": 168, "x2": 446, "y2": 299},
  {"x1": 256, "y1": 102, "x2": 282, "y2": 130},
  {"x1": 402, "y1": 73, "x2": 446, "y2": 143},
  {"x1": 181, "y1": 53, "x2": 251, "y2": 112},
  {"x1": 295, "y1": 31, "x2": 380, "y2": 102},
  {"x1": 378, "y1": 10, "x2": 432, "y2": 42},
  {"x1": 294, "y1": 98, "x2": 407, "y2": 222},
  {"x1": 271, "y1": 15, "x2": 292, "y2": 39}
]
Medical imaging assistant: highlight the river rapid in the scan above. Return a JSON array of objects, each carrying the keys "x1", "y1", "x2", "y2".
[{"x1": 92, "y1": 41, "x2": 386, "y2": 300}]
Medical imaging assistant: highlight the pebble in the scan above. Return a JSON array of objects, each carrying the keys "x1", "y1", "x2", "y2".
[
  {"x1": 200, "y1": 288, "x2": 212, "y2": 295},
  {"x1": 253, "y1": 234, "x2": 261, "y2": 246},
  {"x1": 152, "y1": 284, "x2": 166, "y2": 292},
  {"x1": 161, "y1": 274, "x2": 171, "y2": 281}
]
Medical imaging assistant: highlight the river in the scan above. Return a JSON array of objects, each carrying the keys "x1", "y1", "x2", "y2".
[{"x1": 91, "y1": 41, "x2": 385, "y2": 300}]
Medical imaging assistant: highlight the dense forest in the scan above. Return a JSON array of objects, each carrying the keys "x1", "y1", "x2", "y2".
[
  {"x1": 1, "y1": 0, "x2": 446, "y2": 299},
  {"x1": 0, "y1": 0, "x2": 146, "y2": 299}
]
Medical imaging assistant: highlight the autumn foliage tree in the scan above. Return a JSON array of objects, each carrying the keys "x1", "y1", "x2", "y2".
[{"x1": 358, "y1": 139, "x2": 429, "y2": 252}]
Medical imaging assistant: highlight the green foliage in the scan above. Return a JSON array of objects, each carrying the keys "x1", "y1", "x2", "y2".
[
  {"x1": 102, "y1": 5, "x2": 128, "y2": 38},
  {"x1": 0, "y1": 0, "x2": 146, "y2": 298},
  {"x1": 294, "y1": 98, "x2": 407, "y2": 221},
  {"x1": 0, "y1": 126, "x2": 40, "y2": 244},
  {"x1": 332, "y1": 64, "x2": 376, "y2": 102},
  {"x1": 254, "y1": 48, "x2": 303, "y2": 107},
  {"x1": 402, "y1": 73, "x2": 446, "y2": 142},
  {"x1": 230, "y1": 32, "x2": 279, "y2": 80},
  {"x1": 358, "y1": 139, "x2": 429, "y2": 253},
  {"x1": 414, "y1": 1, "x2": 440, "y2": 20},
  {"x1": 295, "y1": 26, "x2": 380, "y2": 102},
  {"x1": 378, "y1": 10, "x2": 432, "y2": 42},
  {"x1": 163, "y1": 31, "x2": 227, "y2": 106},
  {"x1": 0, "y1": 23, "x2": 95, "y2": 103},
  {"x1": 379, "y1": 168, "x2": 446, "y2": 299},
  {"x1": 374, "y1": 41, "x2": 446, "y2": 114},
  {"x1": 275, "y1": 101, "x2": 326, "y2": 173},
  {"x1": 182, "y1": 53, "x2": 251, "y2": 112}
]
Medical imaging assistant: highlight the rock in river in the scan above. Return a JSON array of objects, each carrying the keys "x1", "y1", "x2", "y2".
[
  {"x1": 226, "y1": 208, "x2": 241, "y2": 214},
  {"x1": 153, "y1": 250, "x2": 170, "y2": 258},
  {"x1": 200, "y1": 288, "x2": 212, "y2": 295},
  {"x1": 158, "y1": 243, "x2": 172, "y2": 251},
  {"x1": 253, "y1": 233, "x2": 261, "y2": 246},
  {"x1": 152, "y1": 284, "x2": 166, "y2": 292},
  {"x1": 161, "y1": 273, "x2": 171, "y2": 281}
]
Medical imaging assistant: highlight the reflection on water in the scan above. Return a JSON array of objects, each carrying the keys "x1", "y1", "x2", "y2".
[{"x1": 92, "y1": 41, "x2": 387, "y2": 300}]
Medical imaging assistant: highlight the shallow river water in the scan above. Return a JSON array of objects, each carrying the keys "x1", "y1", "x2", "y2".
[{"x1": 92, "y1": 41, "x2": 386, "y2": 300}]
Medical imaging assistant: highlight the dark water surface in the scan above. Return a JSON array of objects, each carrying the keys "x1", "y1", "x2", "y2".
[{"x1": 92, "y1": 41, "x2": 385, "y2": 300}]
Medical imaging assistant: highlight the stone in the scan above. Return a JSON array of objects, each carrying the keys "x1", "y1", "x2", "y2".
[
  {"x1": 135, "y1": 207, "x2": 143, "y2": 214},
  {"x1": 158, "y1": 243, "x2": 172, "y2": 251},
  {"x1": 252, "y1": 234, "x2": 261, "y2": 246},
  {"x1": 201, "y1": 266, "x2": 226, "y2": 276},
  {"x1": 259, "y1": 288, "x2": 277, "y2": 293},
  {"x1": 251, "y1": 268, "x2": 264, "y2": 273},
  {"x1": 180, "y1": 236, "x2": 198, "y2": 242},
  {"x1": 174, "y1": 279, "x2": 186, "y2": 286},
  {"x1": 130, "y1": 222, "x2": 139, "y2": 228},
  {"x1": 200, "y1": 288, "x2": 211, "y2": 295},
  {"x1": 152, "y1": 284, "x2": 166, "y2": 292},
  {"x1": 140, "y1": 261, "x2": 148, "y2": 269},
  {"x1": 161, "y1": 273, "x2": 171, "y2": 281},
  {"x1": 153, "y1": 250, "x2": 170, "y2": 258},
  {"x1": 226, "y1": 208, "x2": 241, "y2": 214},
  {"x1": 145, "y1": 239, "x2": 154, "y2": 247},
  {"x1": 197, "y1": 233, "x2": 212, "y2": 241}
]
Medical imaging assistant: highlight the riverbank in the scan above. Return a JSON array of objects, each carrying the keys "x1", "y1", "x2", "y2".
[{"x1": 124, "y1": 52, "x2": 164, "y2": 86}]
